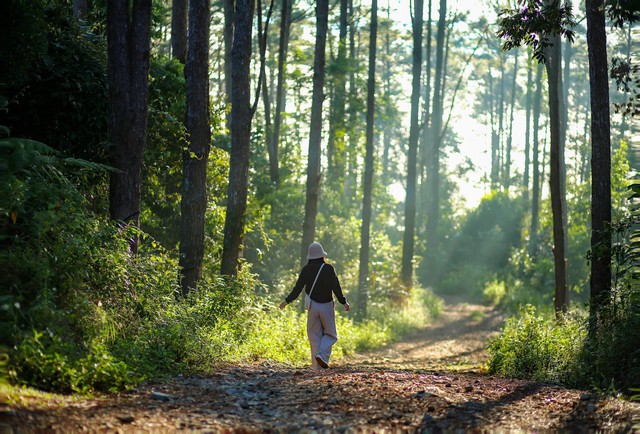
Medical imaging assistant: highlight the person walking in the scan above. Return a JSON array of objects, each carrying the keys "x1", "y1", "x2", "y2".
[{"x1": 280, "y1": 242, "x2": 350, "y2": 369}]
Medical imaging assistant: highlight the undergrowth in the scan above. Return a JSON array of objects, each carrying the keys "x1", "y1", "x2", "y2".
[{"x1": 2, "y1": 135, "x2": 442, "y2": 394}]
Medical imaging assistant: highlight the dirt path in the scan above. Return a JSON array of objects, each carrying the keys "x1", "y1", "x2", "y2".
[{"x1": 2, "y1": 302, "x2": 639, "y2": 433}]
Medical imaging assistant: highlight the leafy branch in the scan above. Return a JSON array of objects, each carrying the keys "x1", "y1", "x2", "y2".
[{"x1": 496, "y1": 0, "x2": 576, "y2": 63}]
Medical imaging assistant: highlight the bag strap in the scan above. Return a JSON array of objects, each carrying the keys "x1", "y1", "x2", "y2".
[{"x1": 308, "y1": 263, "x2": 325, "y2": 299}]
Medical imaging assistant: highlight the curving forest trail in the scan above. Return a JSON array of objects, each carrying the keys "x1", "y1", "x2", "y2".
[{"x1": 2, "y1": 302, "x2": 639, "y2": 432}]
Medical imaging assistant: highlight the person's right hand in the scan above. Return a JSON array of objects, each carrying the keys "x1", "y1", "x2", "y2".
[
  {"x1": 279, "y1": 301, "x2": 288, "y2": 310},
  {"x1": 344, "y1": 302, "x2": 350, "y2": 312}
]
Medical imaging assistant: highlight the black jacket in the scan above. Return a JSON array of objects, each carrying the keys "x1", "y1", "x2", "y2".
[{"x1": 285, "y1": 258, "x2": 347, "y2": 305}]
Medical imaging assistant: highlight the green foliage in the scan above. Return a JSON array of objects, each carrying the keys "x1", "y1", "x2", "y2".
[
  {"x1": 436, "y1": 191, "x2": 525, "y2": 297},
  {"x1": 11, "y1": 332, "x2": 135, "y2": 394},
  {"x1": 1, "y1": 2, "x2": 109, "y2": 165},
  {"x1": 488, "y1": 305, "x2": 586, "y2": 384},
  {"x1": 2, "y1": 127, "x2": 443, "y2": 393},
  {"x1": 497, "y1": 0, "x2": 576, "y2": 63},
  {"x1": 482, "y1": 279, "x2": 507, "y2": 305},
  {"x1": 489, "y1": 181, "x2": 640, "y2": 394}
]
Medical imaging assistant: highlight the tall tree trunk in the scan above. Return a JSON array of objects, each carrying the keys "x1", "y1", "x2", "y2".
[
  {"x1": 271, "y1": 0, "x2": 293, "y2": 187},
  {"x1": 328, "y1": 0, "x2": 349, "y2": 184},
  {"x1": 358, "y1": 0, "x2": 377, "y2": 320},
  {"x1": 529, "y1": 62, "x2": 543, "y2": 255},
  {"x1": 106, "y1": 0, "x2": 152, "y2": 254},
  {"x1": 224, "y1": 0, "x2": 235, "y2": 112},
  {"x1": 221, "y1": 0, "x2": 255, "y2": 276},
  {"x1": 74, "y1": 0, "x2": 88, "y2": 20},
  {"x1": 344, "y1": 0, "x2": 357, "y2": 210},
  {"x1": 544, "y1": 27, "x2": 569, "y2": 314},
  {"x1": 179, "y1": 0, "x2": 211, "y2": 293},
  {"x1": 171, "y1": 0, "x2": 188, "y2": 63},
  {"x1": 497, "y1": 54, "x2": 505, "y2": 187},
  {"x1": 419, "y1": 0, "x2": 433, "y2": 233},
  {"x1": 258, "y1": 0, "x2": 276, "y2": 186},
  {"x1": 489, "y1": 71, "x2": 500, "y2": 188},
  {"x1": 586, "y1": 0, "x2": 612, "y2": 329},
  {"x1": 523, "y1": 53, "x2": 533, "y2": 206},
  {"x1": 300, "y1": 0, "x2": 330, "y2": 267},
  {"x1": 423, "y1": 0, "x2": 445, "y2": 285},
  {"x1": 400, "y1": 0, "x2": 423, "y2": 288},
  {"x1": 381, "y1": 1, "x2": 392, "y2": 186},
  {"x1": 505, "y1": 48, "x2": 519, "y2": 189}
]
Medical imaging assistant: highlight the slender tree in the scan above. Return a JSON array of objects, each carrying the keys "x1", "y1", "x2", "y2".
[
  {"x1": 179, "y1": 0, "x2": 211, "y2": 294},
  {"x1": 545, "y1": 27, "x2": 569, "y2": 314},
  {"x1": 171, "y1": 0, "x2": 188, "y2": 63},
  {"x1": 221, "y1": 0, "x2": 255, "y2": 276},
  {"x1": 343, "y1": 0, "x2": 359, "y2": 210},
  {"x1": 498, "y1": 0, "x2": 574, "y2": 313},
  {"x1": 300, "y1": 0, "x2": 330, "y2": 267},
  {"x1": 505, "y1": 48, "x2": 519, "y2": 189},
  {"x1": 358, "y1": 0, "x2": 377, "y2": 319},
  {"x1": 523, "y1": 53, "x2": 533, "y2": 207},
  {"x1": 418, "y1": 0, "x2": 433, "y2": 230},
  {"x1": 529, "y1": 62, "x2": 543, "y2": 255},
  {"x1": 401, "y1": 0, "x2": 423, "y2": 288},
  {"x1": 106, "y1": 0, "x2": 152, "y2": 254},
  {"x1": 423, "y1": 0, "x2": 445, "y2": 284},
  {"x1": 381, "y1": 2, "x2": 393, "y2": 186},
  {"x1": 586, "y1": 0, "x2": 612, "y2": 328},
  {"x1": 327, "y1": 0, "x2": 349, "y2": 183},
  {"x1": 270, "y1": 0, "x2": 294, "y2": 186},
  {"x1": 224, "y1": 0, "x2": 235, "y2": 108}
]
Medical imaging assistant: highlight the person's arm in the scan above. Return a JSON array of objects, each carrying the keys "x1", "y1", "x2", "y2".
[
  {"x1": 330, "y1": 266, "x2": 350, "y2": 311},
  {"x1": 280, "y1": 268, "x2": 306, "y2": 309}
]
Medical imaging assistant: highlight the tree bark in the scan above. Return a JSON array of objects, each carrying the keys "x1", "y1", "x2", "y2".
[
  {"x1": 106, "y1": 0, "x2": 152, "y2": 254},
  {"x1": 171, "y1": 0, "x2": 188, "y2": 63},
  {"x1": 529, "y1": 62, "x2": 543, "y2": 256},
  {"x1": 327, "y1": 0, "x2": 349, "y2": 184},
  {"x1": 300, "y1": 0, "x2": 330, "y2": 267},
  {"x1": 179, "y1": 0, "x2": 211, "y2": 294},
  {"x1": 358, "y1": 0, "x2": 377, "y2": 320},
  {"x1": 224, "y1": 0, "x2": 235, "y2": 110},
  {"x1": 271, "y1": 0, "x2": 293, "y2": 187},
  {"x1": 544, "y1": 28, "x2": 569, "y2": 314},
  {"x1": 381, "y1": 2, "x2": 392, "y2": 186},
  {"x1": 496, "y1": 54, "x2": 505, "y2": 187},
  {"x1": 586, "y1": 0, "x2": 612, "y2": 327},
  {"x1": 505, "y1": 49, "x2": 519, "y2": 189},
  {"x1": 221, "y1": 0, "x2": 255, "y2": 276},
  {"x1": 419, "y1": 0, "x2": 433, "y2": 233},
  {"x1": 423, "y1": 0, "x2": 445, "y2": 285},
  {"x1": 523, "y1": 54, "x2": 532, "y2": 206},
  {"x1": 400, "y1": 0, "x2": 423, "y2": 288}
]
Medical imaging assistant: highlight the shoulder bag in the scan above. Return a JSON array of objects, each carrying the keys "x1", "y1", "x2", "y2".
[{"x1": 304, "y1": 263, "x2": 325, "y2": 310}]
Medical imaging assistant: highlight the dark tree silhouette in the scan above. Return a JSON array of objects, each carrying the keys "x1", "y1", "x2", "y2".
[
  {"x1": 179, "y1": 0, "x2": 211, "y2": 293},
  {"x1": 401, "y1": 0, "x2": 423, "y2": 288},
  {"x1": 106, "y1": 0, "x2": 152, "y2": 254},
  {"x1": 171, "y1": 0, "x2": 187, "y2": 64},
  {"x1": 586, "y1": 0, "x2": 612, "y2": 327},
  {"x1": 358, "y1": 0, "x2": 378, "y2": 320},
  {"x1": 300, "y1": 0, "x2": 330, "y2": 267},
  {"x1": 221, "y1": 0, "x2": 255, "y2": 276}
]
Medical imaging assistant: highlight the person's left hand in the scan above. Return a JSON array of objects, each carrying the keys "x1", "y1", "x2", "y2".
[
  {"x1": 279, "y1": 301, "x2": 288, "y2": 310},
  {"x1": 344, "y1": 302, "x2": 350, "y2": 312}
]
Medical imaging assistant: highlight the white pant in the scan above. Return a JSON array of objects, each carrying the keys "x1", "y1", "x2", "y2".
[{"x1": 307, "y1": 300, "x2": 338, "y2": 369}]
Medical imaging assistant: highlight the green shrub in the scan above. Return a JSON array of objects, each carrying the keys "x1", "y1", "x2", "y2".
[
  {"x1": 488, "y1": 305, "x2": 586, "y2": 384},
  {"x1": 10, "y1": 331, "x2": 136, "y2": 394},
  {"x1": 483, "y1": 279, "x2": 507, "y2": 305}
]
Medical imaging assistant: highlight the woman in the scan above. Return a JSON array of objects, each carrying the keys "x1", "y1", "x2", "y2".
[{"x1": 280, "y1": 242, "x2": 350, "y2": 369}]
